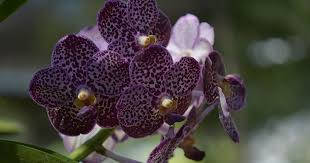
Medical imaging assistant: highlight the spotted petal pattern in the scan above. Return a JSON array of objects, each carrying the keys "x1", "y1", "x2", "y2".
[
  {"x1": 117, "y1": 86, "x2": 163, "y2": 138},
  {"x1": 51, "y1": 35, "x2": 99, "y2": 85},
  {"x1": 165, "y1": 57, "x2": 200, "y2": 97},
  {"x1": 148, "y1": 10, "x2": 171, "y2": 47},
  {"x1": 97, "y1": 0, "x2": 133, "y2": 43},
  {"x1": 48, "y1": 105, "x2": 97, "y2": 136},
  {"x1": 147, "y1": 125, "x2": 189, "y2": 163},
  {"x1": 88, "y1": 50, "x2": 130, "y2": 96},
  {"x1": 29, "y1": 67, "x2": 74, "y2": 108},
  {"x1": 130, "y1": 45, "x2": 173, "y2": 96},
  {"x1": 218, "y1": 110, "x2": 240, "y2": 143},
  {"x1": 203, "y1": 56, "x2": 220, "y2": 105},
  {"x1": 107, "y1": 39, "x2": 141, "y2": 61},
  {"x1": 96, "y1": 96, "x2": 120, "y2": 128},
  {"x1": 127, "y1": 0, "x2": 159, "y2": 34}
]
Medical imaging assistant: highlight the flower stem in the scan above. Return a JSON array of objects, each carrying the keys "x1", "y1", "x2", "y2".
[
  {"x1": 95, "y1": 146, "x2": 142, "y2": 163},
  {"x1": 68, "y1": 128, "x2": 114, "y2": 161}
]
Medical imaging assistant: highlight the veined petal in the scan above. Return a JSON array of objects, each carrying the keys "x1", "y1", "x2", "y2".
[
  {"x1": 192, "y1": 38, "x2": 213, "y2": 64},
  {"x1": 224, "y1": 74, "x2": 246, "y2": 112},
  {"x1": 218, "y1": 110, "x2": 240, "y2": 143},
  {"x1": 107, "y1": 39, "x2": 141, "y2": 61},
  {"x1": 88, "y1": 50, "x2": 130, "y2": 96},
  {"x1": 127, "y1": 0, "x2": 159, "y2": 34},
  {"x1": 29, "y1": 67, "x2": 74, "y2": 108},
  {"x1": 48, "y1": 104, "x2": 97, "y2": 136},
  {"x1": 199, "y1": 22, "x2": 215, "y2": 45},
  {"x1": 149, "y1": 10, "x2": 172, "y2": 47},
  {"x1": 96, "y1": 96, "x2": 120, "y2": 128},
  {"x1": 116, "y1": 86, "x2": 164, "y2": 138},
  {"x1": 171, "y1": 14, "x2": 200, "y2": 50},
  {"x1": 78, "y1": 26, "x2": 109, "y2": 51},
  {"x1": 165, "y1": 57, "x2": 200, "y2": 97},
  {"x1": 97, "y1": 0, "x2": 135, "y2": 43},
  {"x1": 51, "y1": 35, "x2": 99, "y2": 85},
  {"x1": 130, "y1": 45, "x2": 173, "y2": 96}
]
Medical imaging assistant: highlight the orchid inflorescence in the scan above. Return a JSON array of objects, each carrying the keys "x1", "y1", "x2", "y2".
[{"x1": 29, "y1": 0, "x2": 246, "y2": 162}]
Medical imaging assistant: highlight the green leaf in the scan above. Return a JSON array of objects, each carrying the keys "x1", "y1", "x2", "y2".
[
  {"x1": 0, "y1": 0, "x2": 27, "y2": 22},
  {"x1": 0, "y1": 140, "x2": 77, "y2": 163},
  {"x1": 0, "y1": 120, "x2": 22, "y2": 135}
]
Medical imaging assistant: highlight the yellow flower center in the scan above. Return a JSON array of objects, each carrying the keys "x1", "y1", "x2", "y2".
[
  {"x1": 159, "y1": 97, "x2": 177, "y2": 116},
  {"x1": 138, "y1": 35, "x2": 157, "y2": 47},
  {"x1": 74, "y1": 89, "x2": 96, "y2": 108}
]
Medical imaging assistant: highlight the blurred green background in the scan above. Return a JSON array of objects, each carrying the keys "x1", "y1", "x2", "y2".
[{"x1": 0, "y1": 0, "x2": 310, "y2": 162}]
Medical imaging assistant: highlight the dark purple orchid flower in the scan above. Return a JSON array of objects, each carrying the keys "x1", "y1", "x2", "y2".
[
  {"x1": 203, "y1": 51, "x2": 246, "y2": 143},
  {"x1": 116, "y1": 45, "x2": 200, "y2": 138},
  {"x1": 29, "y1": 34, "x2": 130, "y2": 136},
  {"x1": 97, "y1": 0, "x2": 171, "y2": 61}
]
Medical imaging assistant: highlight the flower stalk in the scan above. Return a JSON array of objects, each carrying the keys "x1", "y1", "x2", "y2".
[
  {"x1": 68, "y1": 128, "x2": 114, "y2": 161},
  {"x1": 95, "y1": 146, "x2": 141, "y2": 163}
]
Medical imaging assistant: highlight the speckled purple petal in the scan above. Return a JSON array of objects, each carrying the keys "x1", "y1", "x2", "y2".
[
  {"x1": 48, "y1": 104, "x2": 97, "y2": 136},
  {"x1": 97, "y1": 0, "x2": 135, "y2": 43},
  {"x1": 96, "y1": 96, "x2": 120, "y2": 128},
  {"x1": 147, "y1": 125, "x2": 187, "y2": 163},
  {"x1": 224, "y1": 74, "x2": 246, "y2": 112},
  {"x1": 218, "y1": 110, "x2": 240, "y2": 143},
  {"x1": 107, "y1": 39, "x2": 141, "y2": 61},
  {"x1": 29, "y1": 67, "x2": 74, "y2": 109},
  {"x1": 127, "y1": 0, "x2": 159, "y2": 34},
  {"x1": 130, "y1": 45, "x2": 173, "y2": 96},
  {"x1": 116, "y1": 85, "x2": 163, "y2": 138},
  {"x1": 165, "y1": 57, "x2": 200, "y2": 97},
  {"x1": 209, "y1": 51, "x2": 225, "y2": 75},
  {"x1": 172, "y1": 94, "x2": 192, "y2": 116},
  {"x1": 51, "y1": 35, "x2": 99, "y2": 85},
  {"x1": 149, "y1": 10, "x2": 171, "y2": 47},
  {"x1": 88, "y1": 50, "x2": 130, "y2": 96},
  {"x1": 203, "y1": 56, "x2": 219, "y2": 105},
  {"x1": 78, "y1": 25, "x2": 109, "y2": 51}
]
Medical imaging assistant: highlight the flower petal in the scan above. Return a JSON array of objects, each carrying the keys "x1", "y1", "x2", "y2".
[
  {"x1": 116, "y1": 86, "x2": 164, "y2": 138},
  {"x1": 149, "y1": 10, "x2": 171, "y2": 47},
  {"x1": 203, "y1": 56, "x2": 219, "y2": 105},
  {"x1": 97, "y1": 0, "x2": 135, "y2": 43},
  {"x1": 199, "y1": 22, "x2": 215, "y2": 45},
  {"x1": 224, "y1": 74, "x2": 246, "y2": 112},
  {"x1": 209, "y1": 51, "x2": 225, "y2": 75},
  {"x1": 172, "y1": 94, "x2": 192, "y2": 116},
  {"x1": 147, "y1": 125, "x2": 188, "y2": 163},
  {"x1": 96, "y1": 96, "x2": 120, "y2": 128},
  {"x1": 165, "y1": 57, "x2": 200, "y2": 97},
  {"x1": 78, "y1": 25, "x2": 109, "y2": 51},
  {"x1": 51, "y1": 35, "x2": 99, "y2": 85},
  {"x1": 88, "y1": 50, "x2": 130, "y2": 96},
  {"x1": 130, "y1": 45, "x2": 173, "y2": 96},
  {"x1": 218, "y1": 110, "x2": 240, "y2": 143},
  {"x1": 127, "y1": 0, "x2": 159, "y2": 34},
  {"x1": 48, "y1": 105, "x2": 97, "y2": 136},
  {"x1": 183, "y1": 146, "x2": 205, "y2": 161},
  {"x1": 107, "y1": 39, "x2": 141, "y2": 61},
  {"x1": 29, "y1": 67, "x2": 75, "y2": 108},
  {"x1": 171, "y1": 14, "x2": 200, "y2": 49},
  {"x1": 192, "y1": 38, "x2": 213, "y2": 64}
]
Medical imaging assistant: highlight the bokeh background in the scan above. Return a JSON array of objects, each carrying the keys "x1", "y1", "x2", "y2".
[{"x1": 1, "y1": 0, "x2": 310, "y2": 162}]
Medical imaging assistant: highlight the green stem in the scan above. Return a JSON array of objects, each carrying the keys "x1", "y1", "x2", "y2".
[
  {"x1": 95, "y1": 146, "x2": 141, "y2": 163},
  {"x1": 68, "y1": 128, "x2": 114, "y2": 161}
]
